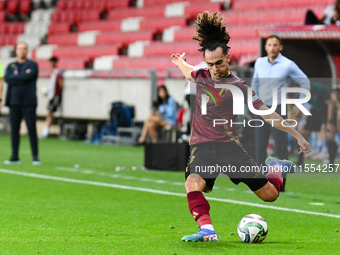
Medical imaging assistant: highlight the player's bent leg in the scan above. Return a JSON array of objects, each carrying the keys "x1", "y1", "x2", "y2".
[
  {"x1": 253, "y1": 182, "x2": 279, "y2": 202},
  {"x1": 182, "y1": 174, "x2": 219, "y2": 242},
  {"x1": 184, "y1": 174, "x2": 206, "y2": 193}
]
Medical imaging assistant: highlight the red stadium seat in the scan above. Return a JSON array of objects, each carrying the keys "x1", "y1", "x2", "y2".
[
  {"x1": 58, "y1": 10, "x2": 77, "y2": 23},
  {"x1": 139, "y1": 16, "x2": 189, "y2": 31},
  {"x1": 73, "y1": 0, "x2": 84, "y2": 10},
  {"x1": 95, "y1": 30, "x2": 155, "y2": 45},
  {"x1": 7, "y1": 0, "x2": 19, "y2": 15},
  {"x1": 106, "y1": 0, "x2": 130, "y2": 10},
  {"x1": 78, "y1": 20, "x2": 121, "y2": 33},
  {"x1": 57, "y1": 0, "x2": 67, "y2": 10},
  {"x1": 7, "y1": 22, "x2": 25, "y2": 34},
  {"x1": 112, "y1": 56, "x2": 172, "y2": 71},
  {"x1": 0, "y1": 10, "x2": 6, "y2": 22},
  {"x1": 0, "y1": 1, "x2": 6, "y2": 10},
  {"x1": 19, "y1": 0, "x2": 32, "y2": 15},
  {"x1": 0, "y1": 22, "x2": 6, "y2": 34},
  {"x1": 51, "y1": 11, "x2": 60, "y2": 22},
  {"x1": 143, "y1": 41, "x2": 201, "y2": 57},
  {"x1": 143, "y1": 0, "x2": 206, "y2": 7},
  {"x1": 76, "y1": 9, "x2": 101, "y2": 23},
  {"x1": 0, "y1": 35, "x2": 18, "y2": 46},
  {"x1": 48, "y1": 23, "x2": 72, "y2": 35},
  {"x1": 48, "y1": 33, "x2": 79, "y2": 46},
  {"x1": 65, "y1": 1, "x2": 76, "y2": 10},
  {"x1": 172, "y1": 26, "x2": 195, "y2": 41},
  {"x1": 52, "y1": 45, "x2": 121, "y2": 59},
  {"x1": 112, "y1": 55, "x2": 203, "y2": 77},
  {"x1": 228, "y1": 38, "x2": 259, "y2": 60},
  {"x1": 108, "y1": 6, "x2": 165, "y2": 20},
  {"x1": 184, "y1": 2, "x2": 223, "y2": 20},
  {"x1": 53, "y1": 9, "x2": 100, "y2": 23},
  {"x1": 91, "y1": 0, "x2": 107, "y2": 10},
  {"x1": 36, "y1": 58, "x2": 90, "y2": 70}
]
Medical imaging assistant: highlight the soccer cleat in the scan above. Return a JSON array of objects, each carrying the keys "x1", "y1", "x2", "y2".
[
  {"x1": 265, "y1": 156, "x2": 296, "y2": 173},
  {"x1": 181, "y1": 228, "x2": 219, "y2": 242},
  {"x1": 32, "y1": 160, "x2": 41, "y2": 165},
  {"x1": 4, "y1": 157, "x2": 21, "y2": 165},
  {"x1": 32, "y1": 156, "x2": 41, "y2": 165}
]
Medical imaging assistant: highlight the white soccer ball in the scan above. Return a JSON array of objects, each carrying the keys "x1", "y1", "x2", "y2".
[{"x1": 237, "y1": 214, "x2": 268, "y2": 243}]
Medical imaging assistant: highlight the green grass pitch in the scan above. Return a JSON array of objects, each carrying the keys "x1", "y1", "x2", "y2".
[{"x1": 0, "y1": 135, "x2": 339, "y2": 254}]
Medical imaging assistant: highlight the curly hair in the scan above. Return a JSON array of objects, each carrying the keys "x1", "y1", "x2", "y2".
[{"x1": 192, "y1": 11, "x2": 230, "y2": 56}]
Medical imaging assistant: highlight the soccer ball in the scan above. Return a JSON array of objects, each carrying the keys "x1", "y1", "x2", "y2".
[{"x1": 237, "y1": 214, "x2": 268, "y2": 243}]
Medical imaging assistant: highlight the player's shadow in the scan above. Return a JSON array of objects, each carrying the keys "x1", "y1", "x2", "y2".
[{"x1": 228, "y1": 240, "x2": 295, "y2": 245}]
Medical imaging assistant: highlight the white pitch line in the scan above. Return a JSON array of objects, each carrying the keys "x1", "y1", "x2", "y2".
[{"x1": 1, "y1": 168, "x2": 340, "y2": 219}]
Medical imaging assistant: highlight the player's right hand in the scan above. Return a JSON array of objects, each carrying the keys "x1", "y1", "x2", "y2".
[{"x1": 171, "y1": 52, "x2": 186, "y2": 67}]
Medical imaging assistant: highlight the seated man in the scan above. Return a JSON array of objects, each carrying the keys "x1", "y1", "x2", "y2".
[{"x1": 138, "y1": 85, "x2": 177, "y2": 143}]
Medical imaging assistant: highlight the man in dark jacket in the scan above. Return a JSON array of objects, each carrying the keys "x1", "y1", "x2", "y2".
[{"x1": 4, "y1": 41, "x2": 40, "y2": 165}]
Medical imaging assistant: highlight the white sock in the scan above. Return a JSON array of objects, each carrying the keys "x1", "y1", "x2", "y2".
[{"x1": 201, "y1": 224, "x2": 214, "y2": 231}]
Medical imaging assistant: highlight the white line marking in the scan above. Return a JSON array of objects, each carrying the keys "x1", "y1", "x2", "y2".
[
  {"x1": 55, "y1": 167, "x2": 78, "y2": 172},
  {"x1": 1, "y1": 168, "x2": 340, "y2": 218}
]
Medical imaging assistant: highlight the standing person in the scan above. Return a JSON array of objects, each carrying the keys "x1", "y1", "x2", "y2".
[
  {"x1": 40, "y1": 57, "x2": 63, "y2": 138},
  {"x1": 0, "y1": 60, "x2": 4, "y2": 113},
  {"x1": 251, "y1": 35, "x2": 310, "y2": 191},
  {"x1": 171, "y1": 11, "x2": 310, "y2": 242},
  {"x1": 4, "y1": 42, "x2": 40, "y2": 165}
]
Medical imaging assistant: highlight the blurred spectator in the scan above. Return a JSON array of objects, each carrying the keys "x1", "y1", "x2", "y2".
[
  {"x1": 305, "y1": 0, "x2": 340, "y2": 25},
  {"x1": 251, "y1": 35, "x2": 310, "y2": 191},
  {"x1": 138, "y1": 85, "x2": 177, "y2": 143},
  {"x1": 40, "y1": 57, "x2": 63, "y2": 138},
  {"x1": 296, "y1": 83, "x2": 337, "y2": 165},
  {"x1": 4, "y1": 42, "x2": 40, "y2": 165}
]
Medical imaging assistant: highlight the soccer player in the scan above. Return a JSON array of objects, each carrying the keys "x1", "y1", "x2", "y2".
[{"x1": 171, "y1": 11, "x2": 311, "y2": 242}]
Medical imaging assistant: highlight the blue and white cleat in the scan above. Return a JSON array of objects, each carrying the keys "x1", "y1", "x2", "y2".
[
  {"x1": 181, "y1": 228, "x2": 219, "y2": 242},
  {"x1": 265, "y1": 156, "x2": 296, "y2": 173}
]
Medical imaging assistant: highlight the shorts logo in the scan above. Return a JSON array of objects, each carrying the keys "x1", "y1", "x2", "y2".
[{"x1": 189, "y1": 156, "x2": 195, "y2": 165}]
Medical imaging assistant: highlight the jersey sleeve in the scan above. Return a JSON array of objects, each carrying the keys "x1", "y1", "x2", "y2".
[
  {"x1": 190, "y1": 68, "x2": 208, "y2": 82},
  {"x1": 190, "y1": 69, "x2": 198, "y2": 82}
]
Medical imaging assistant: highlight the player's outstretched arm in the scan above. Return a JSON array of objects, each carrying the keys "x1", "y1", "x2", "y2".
[
  {"x1": 257, "y1": 105, "x2": 311, "y2": 154},
  {"x1": 171, "y1": 52, "x2": 195, "y2": 80}
]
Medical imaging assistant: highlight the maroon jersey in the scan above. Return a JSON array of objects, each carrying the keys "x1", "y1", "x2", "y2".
[{"x1": 190, "y1": 69, "x2": 264, "y2": 145}]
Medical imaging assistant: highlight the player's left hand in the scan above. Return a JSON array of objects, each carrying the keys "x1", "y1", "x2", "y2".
[{"x1": 297, "y1": 136, "x2": 311, "y2": 154}]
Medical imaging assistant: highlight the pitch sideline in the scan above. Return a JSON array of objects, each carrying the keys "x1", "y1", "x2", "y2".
[{"x1": 1, "y1": 168, "x2": 339, "y2": 219}]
